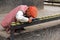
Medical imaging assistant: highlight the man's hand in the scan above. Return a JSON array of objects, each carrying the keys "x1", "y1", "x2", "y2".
[{"x1": 28, "y1": 17, "x2": 33, "y2": 23}]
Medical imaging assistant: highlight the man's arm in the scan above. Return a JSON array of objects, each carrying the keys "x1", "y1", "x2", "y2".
[
  {"x1": 16, "y1": 11, "x2": 33, "y2": 23},
  {"x1": 16, "y1": 11, "x2": 29, "y2": 22}
]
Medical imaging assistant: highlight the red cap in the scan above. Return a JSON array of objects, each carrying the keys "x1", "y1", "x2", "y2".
[{"x1": 26, "y1": 6, "x2": 38, "y2": 18}]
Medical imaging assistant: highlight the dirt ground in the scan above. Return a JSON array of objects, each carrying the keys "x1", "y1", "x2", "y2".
[
  {"x1": 14, "y1": 25, "x2": 60, "y2": 40},
  {"x1": 0, "y1": 25, "x2": 60, "y2": 40}
]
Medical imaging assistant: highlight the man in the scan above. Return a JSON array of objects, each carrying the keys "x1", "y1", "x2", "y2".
[
  {"x1": 16, "y1": 6, "x2": 38, "y2": 23},
  {"x1": 1, "y1": 5, "x2": 38, "y2": 33}
]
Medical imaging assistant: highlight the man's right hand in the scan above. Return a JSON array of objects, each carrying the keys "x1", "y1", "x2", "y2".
[{"x1": 28, "y1": 17, "x2": 33, "y2": 23}]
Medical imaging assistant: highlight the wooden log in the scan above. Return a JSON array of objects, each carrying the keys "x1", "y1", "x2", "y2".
[
  {"x1": 21, "y1": 19, "x2": 60, "y2": 33},
  {"x1": 0, "y1": 19, "x2": 60, "y2": 38}
]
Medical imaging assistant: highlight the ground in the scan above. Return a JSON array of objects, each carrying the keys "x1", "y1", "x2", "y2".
[
  {"x1": 0, "y1": 6, "x2": 60, "y2": 40},
  {"x1": 14, "y1": 25, "x2": 60, "y2": 40}
]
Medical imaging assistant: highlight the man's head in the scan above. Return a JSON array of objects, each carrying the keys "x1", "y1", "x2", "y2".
[{"x1": 26, "y1": 6, "x2": 38, "y2": 18}]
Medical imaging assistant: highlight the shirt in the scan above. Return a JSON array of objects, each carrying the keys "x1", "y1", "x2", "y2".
[{"x1": 16, "y1": 11, "x2": 29, "y2": 22}]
